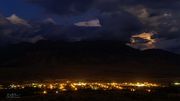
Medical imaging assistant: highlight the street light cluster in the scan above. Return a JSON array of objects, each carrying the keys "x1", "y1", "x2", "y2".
[{"x1": 8, "y1": 81, "x2": 159, "y2": 92}]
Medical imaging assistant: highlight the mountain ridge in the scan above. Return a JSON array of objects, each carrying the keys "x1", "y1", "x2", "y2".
[{"x1": 0, "y1": 40, "x2": 180, "y2": 81}]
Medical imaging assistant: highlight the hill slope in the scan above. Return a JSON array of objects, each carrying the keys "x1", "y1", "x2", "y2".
[{"x1": 0, "y1": 41, "x2": 180, "y2": 81}]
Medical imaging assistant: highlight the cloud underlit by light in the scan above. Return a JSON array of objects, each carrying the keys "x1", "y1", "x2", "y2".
[
  {"x1": 6, "y1": 14, "x2": 31, "y2": 27},
  {"x1": 127, "y1": 32, "x2": 158, "y2": 50},
  {"x1": 74, "y1": 19, "x2": 102, "y2": 27}
]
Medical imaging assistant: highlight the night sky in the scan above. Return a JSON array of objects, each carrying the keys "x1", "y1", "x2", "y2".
[
  {"x1": 0, "y1": 0, "x2": 180, "y2": 53},
  {"x1": 1, "y1": 0, "x2": 180, "y2": 81}
]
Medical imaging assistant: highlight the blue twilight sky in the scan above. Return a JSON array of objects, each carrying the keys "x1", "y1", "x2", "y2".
[
  {"x1": 0, "y1": 0, "x2": 45, "y2": 19},
  {"x1": 0, "y1": 0, "x2": 98, "y2": 24}
]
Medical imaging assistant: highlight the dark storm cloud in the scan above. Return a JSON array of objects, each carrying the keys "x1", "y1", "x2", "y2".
[
  {"x1": 27, "y1": 0, "x2": 180, "y2": 35},
  {"x1": 98, "y1": 11, "x2": 143, "y2": 41},
  {"x1": 28, "y1": 0, "x2": 180, "y2": 15},
  {"x1": 28, "y1": 0, "x2": 95, "y2": 15},
  {"x1": 121, "y1": 0, "x2": 180, "y2": 8},
  {"x1": 133, "y1": 0, "x2": 180, "y2": 9}
]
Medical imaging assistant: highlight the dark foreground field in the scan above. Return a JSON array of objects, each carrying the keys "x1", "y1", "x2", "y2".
[{"x1": 2, "y1": 90, "x2": 180, "y2": 101}]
